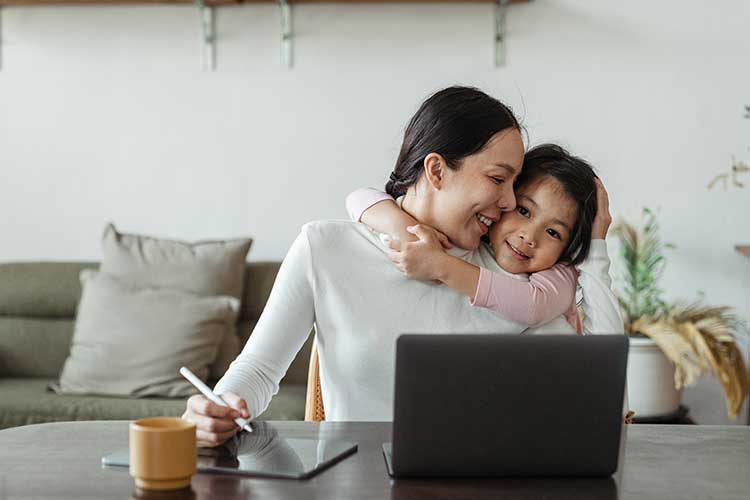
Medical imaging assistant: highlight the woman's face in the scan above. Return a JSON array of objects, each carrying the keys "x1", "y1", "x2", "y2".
[
  {"x1": 432, "y1": 128, "x2": 524, "y2": 250},
  {"x1": 489, "y1": 177, "x2": 577, "y2": 274}
]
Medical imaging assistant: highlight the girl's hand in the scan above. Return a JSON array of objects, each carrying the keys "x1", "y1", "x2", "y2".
[
  {"x1": 592, "y1": 177, "x2": 612, "y2": 240},
  {"x1": 182, "y1": 392, "x2": 250, "y2": 448},
  {"x1": 385, "y1": 224, "x2": 452, "y2": 281}
]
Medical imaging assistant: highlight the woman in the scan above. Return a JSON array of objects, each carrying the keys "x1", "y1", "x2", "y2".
[{"x1": 183, "y1": 87, "x2": 622, "y2": 447}]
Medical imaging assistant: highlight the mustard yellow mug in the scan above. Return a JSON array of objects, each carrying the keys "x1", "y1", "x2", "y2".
[{"x1": 129, "y1": 417, "x2": 197, "y2": 491}]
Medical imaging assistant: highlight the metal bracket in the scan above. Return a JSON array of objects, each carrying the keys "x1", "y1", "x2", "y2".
[
  {"x1": 0, "y1": 6, "x2": 4, "y2": 71},
  {"x1": 494, "y1": 0, "x2": 510, "y2": 67},
  {"x1": 194, "y1": 0, "x2": 216, "y2": 71},
  {"x1": 280, "y1": 0, "x2": 293, "y2": 68}
]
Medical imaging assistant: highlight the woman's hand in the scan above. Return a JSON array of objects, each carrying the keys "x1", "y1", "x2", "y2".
[
  {"x1": 385, "y1": 224, "x2": 452, "y2": 281},
  {"x1": 182, "y1": 392, "x2": 251, "y2": 448},
  {"x1": 591, "y1": 177, "x2": 612, "y2": 240}
]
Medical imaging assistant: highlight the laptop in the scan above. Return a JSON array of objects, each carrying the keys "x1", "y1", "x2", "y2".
[{"x1": 383, "y1": 334, "x2": 629, "y2": 478}]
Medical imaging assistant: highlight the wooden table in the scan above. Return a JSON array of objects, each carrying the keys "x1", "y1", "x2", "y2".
[{"x1": 0, "y1": 421, "x2": 747, "y2": 500}]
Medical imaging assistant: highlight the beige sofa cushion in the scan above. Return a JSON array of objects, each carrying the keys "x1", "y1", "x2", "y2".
[
  {"x1": 56, "y1": 271, "x2": 239, "y2": 398},
  {"x1": 99, "y1": 223, "x2": 251, "y2": 378}
]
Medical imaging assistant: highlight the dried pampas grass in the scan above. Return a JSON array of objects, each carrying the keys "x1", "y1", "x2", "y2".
[{"x1": 632, "y1": 303, "x2": 749, "y2": 419}]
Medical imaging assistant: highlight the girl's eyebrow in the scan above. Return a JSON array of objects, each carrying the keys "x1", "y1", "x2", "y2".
[{"x1": 518, "y1": 194, "x2": 538, "y2": 207}]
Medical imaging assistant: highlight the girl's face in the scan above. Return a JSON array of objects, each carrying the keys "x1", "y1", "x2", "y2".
[
  {"x1": 430, "y1": 128, "x2": 524, "y2": 250},
  {"x1": 489, "y1": 177, "x2": 578, "y2": 274}
]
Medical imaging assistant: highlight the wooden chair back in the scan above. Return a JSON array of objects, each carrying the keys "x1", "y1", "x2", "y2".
[{"x1": 304, "y1": 335, "x2": 325, "y2": 422}]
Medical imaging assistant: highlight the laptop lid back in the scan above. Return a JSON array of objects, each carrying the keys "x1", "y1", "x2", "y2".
[{"x1": 391, "y1": 334, "x2": 628, "y2": 477}]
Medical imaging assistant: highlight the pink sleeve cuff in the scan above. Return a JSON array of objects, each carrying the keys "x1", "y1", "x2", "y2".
[{"x1": 345, "y1": 188, "x2": 395, "y2": 222}]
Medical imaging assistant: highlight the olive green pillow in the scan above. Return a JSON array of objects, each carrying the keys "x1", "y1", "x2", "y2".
[
  {"x1": 56, "y1": 271, "x2": 239, "y2": 397},
  {"x1": 99, "y1": 223, "x2": 251, "y2": 379}
]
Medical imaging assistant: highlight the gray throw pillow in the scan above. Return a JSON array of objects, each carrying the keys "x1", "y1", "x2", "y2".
[
  {"x1": 56, "y1": 271, "x2": 239, "y2": 398},
  {"x1": 99, "y1": 223, "x2": 251, "y2": 379}
]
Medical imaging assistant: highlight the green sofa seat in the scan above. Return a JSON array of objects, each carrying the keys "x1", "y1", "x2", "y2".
[
  {"x1": 0, "y1": 378, "x2": 306, "y2": 429},
  {"x1": 0, "y1": 261, "x2": 314, "y2": 430}
]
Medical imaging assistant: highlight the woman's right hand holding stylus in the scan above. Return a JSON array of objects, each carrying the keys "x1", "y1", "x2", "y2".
[{"x1": 182, "y1": 392, "x2": 250, "y2": 447}]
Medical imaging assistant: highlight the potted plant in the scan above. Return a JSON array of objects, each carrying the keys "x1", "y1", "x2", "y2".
[{"x1": 613, "y1": 208, "x2": 749, "y2": 419}]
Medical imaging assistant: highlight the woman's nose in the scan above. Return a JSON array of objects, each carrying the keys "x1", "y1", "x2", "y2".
[{"x1": 497, "y1": 185, "x2": 516, "y2": 212}]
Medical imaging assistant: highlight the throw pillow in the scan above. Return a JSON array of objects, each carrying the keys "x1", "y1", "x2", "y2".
[
  {"x1": 55, "y1": 271, "x2": 239, "y2": 397},
  {"x1": 99, "y1": 223, "x2": 251, "y2": 378}
]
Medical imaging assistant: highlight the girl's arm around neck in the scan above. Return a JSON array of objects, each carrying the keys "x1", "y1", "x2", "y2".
[
  {"x1": 471, "y1": 264, "x2": 578, "y2": 326},
  {"x1": 346, "y1": 188, "x2": 418, "y2": 243},
  {"x1": 392, "y1": 225, "x2": 576, "y2": 327},
  {"x1": 347, "y1": 188, "x2": 577, "y2": 327},
  {"x1": 432, "y1": 254, "x2": 481, "y2": 298}
]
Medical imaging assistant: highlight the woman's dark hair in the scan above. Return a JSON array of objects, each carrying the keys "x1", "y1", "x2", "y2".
[
  {"x1": 386, "y1": 86, "x2": 521, "y2": 198},
  {"x1": 514, "y1": 144, "x2": 598, "y2": 266}
]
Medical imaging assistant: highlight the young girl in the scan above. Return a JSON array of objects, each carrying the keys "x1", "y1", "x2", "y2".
[{"x1": 346, "y1": 144, "x2": 609, "y2": 333}]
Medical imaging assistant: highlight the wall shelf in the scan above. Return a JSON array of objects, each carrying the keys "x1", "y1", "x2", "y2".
[
  {"x1": 0, "y1": 1, "x2": 526, "y2": 4},
  {"x1": 0, "y1": 0, "x2": 528, "y2": 70}
]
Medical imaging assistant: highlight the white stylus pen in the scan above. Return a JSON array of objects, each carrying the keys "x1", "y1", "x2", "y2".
[{"x1": 179, "y1": 366, "x2": 253, "y2": 433}]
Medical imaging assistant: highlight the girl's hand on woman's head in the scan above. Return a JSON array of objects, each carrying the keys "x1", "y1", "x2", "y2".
[
  {"x1": 385, "y1": 224, "x2": 452, "y2": 281},
  {"x1": 591, "y1": 178, "x2": 612, "y2": 240},
  {"x1": 182, "y1": 392, "x2": 250, "y2": 448}
]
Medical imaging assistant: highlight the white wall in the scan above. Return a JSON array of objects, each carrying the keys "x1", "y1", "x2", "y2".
[{"x1": 1, "y1": 1, "x2": 749, "y2": 422}]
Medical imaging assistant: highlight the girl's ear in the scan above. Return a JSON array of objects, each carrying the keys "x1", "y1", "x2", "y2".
[{"x1": 423, "y1": 153, "x2": 445, "y2": 190}]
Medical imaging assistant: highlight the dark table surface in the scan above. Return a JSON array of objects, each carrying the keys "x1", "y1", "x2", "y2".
[{"x1": 0, "y1": 420, "x2": 747, "y2": 500}]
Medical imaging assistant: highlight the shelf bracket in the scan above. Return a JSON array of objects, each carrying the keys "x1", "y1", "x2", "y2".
[
  {"x1": 280, "y1": 0, "x2": 293, "y2": 68},
  {"x1": 0, "y1": 6, "x2": 4, "y2": 71},
  {"x1": 194, "y1": 0, "x2": 216, "y2": 71},
  {"x1": 494, "y1": 0, "x2": 510, "y2": 67}
]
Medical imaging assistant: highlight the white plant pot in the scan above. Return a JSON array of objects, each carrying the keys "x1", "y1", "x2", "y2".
[{"x1": 626, "y1": 337, "x2": 683, "y2": 418}]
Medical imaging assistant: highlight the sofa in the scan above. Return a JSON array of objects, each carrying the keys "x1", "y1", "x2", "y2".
[{"x1": 0, "y1": 261, "x2": 314, "y2": 430}]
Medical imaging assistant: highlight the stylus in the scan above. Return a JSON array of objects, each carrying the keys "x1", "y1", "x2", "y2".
[{"x1": 179, "y1": 366, "x2": 253, "y2": 433}]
